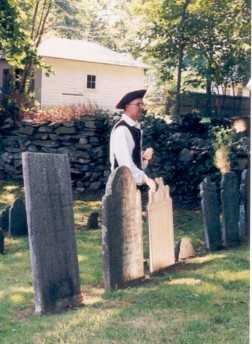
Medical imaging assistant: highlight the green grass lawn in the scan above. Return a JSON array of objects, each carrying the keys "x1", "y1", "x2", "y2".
[{"x1": 0, "y1": 181, "x2": 249, "y2": 344}]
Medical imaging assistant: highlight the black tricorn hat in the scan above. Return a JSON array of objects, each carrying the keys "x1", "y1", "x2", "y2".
[{"x1": 116, "y1": 89, "x2": 146, "y2": 109}]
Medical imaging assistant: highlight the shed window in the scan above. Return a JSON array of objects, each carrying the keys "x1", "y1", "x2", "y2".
[{"x1": 87, "y1": 75, "x2": 96, "y2": 89}]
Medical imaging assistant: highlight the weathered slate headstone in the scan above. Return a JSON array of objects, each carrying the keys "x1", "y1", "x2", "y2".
[
  {"x1": 200, "y1": 177, "x2": 222, "y2": 251},
  {"x1": 102, "y1": 166, "x2": 144, "y2": 290},
  {"x1": 176, "y1": 237, "x2": 196, "y2": 261},
  {"x1": 9, "y1": 198, "x2": 28, "y2": 236},
  {"x1": 22, "y1": 152, "x2": 81, "y2": 314},
  {"x1": 0, "y1": 229, "x2": 4, "y2": 254},
  {"x1": 0, "y1": 206, "x2": 10, "y2": 232},
  {"x1": 175, "y1": 241, "x2": 180, "y2": 262},
  {"x1": 147, "y1": 178, "x2": 175, "y2": 273},
  {"x1": 86, "y1": 211, "x2": 100, "y2": 230},
  {"x1": 221, "y1": 172, "x2": 240, "y2": 246},
  {"x1": 239, "y1": 169, "x2": 249, "y2": 240}
]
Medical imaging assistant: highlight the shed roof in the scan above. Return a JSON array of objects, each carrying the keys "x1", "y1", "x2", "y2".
[{"x1": 38, "y1": 37, "x2": 148, "y2": 69}]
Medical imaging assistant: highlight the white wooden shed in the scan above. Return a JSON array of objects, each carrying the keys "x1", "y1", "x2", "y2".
[{"x1": 0, "y1": 37, "x2": 148, "y2": 111}]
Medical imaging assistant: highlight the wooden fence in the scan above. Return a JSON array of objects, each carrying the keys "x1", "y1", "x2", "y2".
[{"x1": 179, "y1": 93, "x2": 250, "y2": 118}]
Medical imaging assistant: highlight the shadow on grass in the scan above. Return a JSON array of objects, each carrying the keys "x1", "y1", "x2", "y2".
[{"x1": 28, "y1": 248, "x2": 249, "y2": 344}]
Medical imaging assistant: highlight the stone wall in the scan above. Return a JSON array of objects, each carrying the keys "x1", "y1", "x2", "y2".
[
  {"x1": 0, "y1": 115, "x2": 110, "y2": 192},
  {"x1": 0, "y1": 113, "x2": 249, "y2": 203}
]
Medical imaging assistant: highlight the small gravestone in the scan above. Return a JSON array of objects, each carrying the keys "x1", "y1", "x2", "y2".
[
  {"x1": 175, "y1": 241, "x2": 180, "y2": 262},
  {"x1": 239, "y1": 169, "x2": 249, "y2": 240},
  {"x1": 0, "y1": 229, "x2": 4, "y2": 254},
  {"x1": 22, "y1": 152, "x2": 82, "y2": 314},
  {"x1": 221, "y1": 172, "x2": 240, "y2": 247},
  {"x1": 9, "y1": 198, "x2": 28, "y2": 236},
  {"x1": 147, "y1": 178, "x2": 175, "y2": 273},
  {"x1": 200, "y1": 177, "x2": 222, "y2": 251},
  {"x1": 102, "y1": 166, "x2": 144, "y2": 290},
  {"x1": 176, "y1": 237, "x2": 196, "y2": 261},
  {"x1": 86, "y1": 211, "x2": 100, "y2": 230},
  {"x1": 0, "y1": 206, "x2": 10, "y2": 232}
]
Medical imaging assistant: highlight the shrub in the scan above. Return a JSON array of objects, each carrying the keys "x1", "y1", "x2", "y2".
[
  {"x1": 23, "y1": 103, "x2": 100, "y2": 123},
  {"x1": 210, "y1": 124, "x2": 249, "y2": 174}
]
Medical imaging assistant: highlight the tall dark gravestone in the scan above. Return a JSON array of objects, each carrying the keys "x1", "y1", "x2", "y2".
[
  {"x1": 239, "y1": 169, "x2": 249, "y2": 240},
  {"x1": 221, "y1": 172, "x2": 240, "y2": 246},
  {"x1": 9, "y1": 198, "x2": 28, "y2": 236},
  {"x1": 200, "y1": 177, "x2": 222, "y2": 251},
  {"x1": 22, "y1": 152, "x2": 81, "y2": 314},
  {"x1": 0, "y1": 229, "x2": 4, "y2": 254},
  {"x1": 0, "y1": 206, "x2": 10, "y2": 232},
  {"x1": 102, "y1": 166, "x2": 144, "y2": 290}
]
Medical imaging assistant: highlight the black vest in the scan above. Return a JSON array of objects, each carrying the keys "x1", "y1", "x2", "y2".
[{"x1": 113, "y1": 120, "x2": 142, "y2": 170}]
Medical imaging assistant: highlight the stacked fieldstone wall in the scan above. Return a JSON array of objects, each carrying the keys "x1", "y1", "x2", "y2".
[
  {"x1": 0, "y1": 115, "x2": 110, "y2": 192},
  {"x1": 0, "y1": 113, "x2": 249, "y2": 203}
]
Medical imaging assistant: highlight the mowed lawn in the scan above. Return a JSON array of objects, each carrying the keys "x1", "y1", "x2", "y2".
[{"x1": 0, "y1": 181, "x2": 249, "y2": 344}]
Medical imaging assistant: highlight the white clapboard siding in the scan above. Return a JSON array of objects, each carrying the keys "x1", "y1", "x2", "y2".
[{"x1": 40, "y1": 57, "x2": 146, "y2": 111}]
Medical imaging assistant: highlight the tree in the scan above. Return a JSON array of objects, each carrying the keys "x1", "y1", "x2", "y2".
[
  {"x1": 129, "y1": 0, "x2": 251, "y2": 116},
  {"x1": 0, "y1": 0, "x2": 84, "y2": 112},
  {"x1": 129, "y1": 0, "x2": 196, "y2": 115},
  {"x1": 187, "y1": 0, "x2": 250, "y2": 115}
]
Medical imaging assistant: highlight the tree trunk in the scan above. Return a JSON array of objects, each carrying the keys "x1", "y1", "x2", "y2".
[
  {"x1": 175, "y1": 48, "x2": 183, "y2": 116},
  {"x1": 174, "y1": 0, "x2": 191, "y2": 116},
  {"x1": 206, "y1": 77, "x2": 212, "y2": 116}
]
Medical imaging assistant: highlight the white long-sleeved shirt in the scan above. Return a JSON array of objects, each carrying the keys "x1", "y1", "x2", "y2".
[{"x1": 109, "y1": 113, "x2": 147, "y2": 185}]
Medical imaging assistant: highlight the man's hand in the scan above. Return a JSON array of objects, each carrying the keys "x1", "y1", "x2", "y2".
[
  {"x1": 144, "y1": 176, "x2": 156, "y2": 193},
  {"x1": 143, "y1": 147, "x2": 154, "y2": 162}
]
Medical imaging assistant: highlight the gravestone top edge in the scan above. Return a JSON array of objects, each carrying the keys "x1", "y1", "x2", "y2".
[
  {"x1": 22, "y1": 152, "x2": 68, "y2": 158},
  {"x1": 104, "y1": 166, "x2": 135, "y2": 197},
  {"x1": 148, "y1": 177, "x2": 170, "y2": 205}
]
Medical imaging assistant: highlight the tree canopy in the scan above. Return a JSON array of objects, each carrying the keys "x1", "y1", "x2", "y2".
[{"x1": 0, "y1": 0, "x2": 250, "y2": 116}]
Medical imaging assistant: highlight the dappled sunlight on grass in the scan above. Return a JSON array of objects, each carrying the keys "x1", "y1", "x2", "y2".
[
  {"x1": 123, "y1": 313, "x2": 168, "y2": 331},
  {"x1": 10, "y1": 293, "x2": 27, "y2": 305},
  {"x1": 78, "y1": 255, "x2": 88, "y2": 263},
  {"x1": 4, "y1": 236, "x2": 29, "y2": 254},
  {"x1": 0, "y1": 182, "x2": 24, "y2": 209},
  {"x1": 215, "y1": 270, "x2": 249, "y2": 282},
  {"x1": 0, "y1": 181, "x2": 249, "y2": 344},
  {"x1": 196, "y1": 282, "x2": 224, "y2": 295},
  {"x1": 0, "y1": 192, "x2": 16, "y2": 205},
  {"x1": 191, "y1": 253, "x2": 227, "y2": 264},
  {"x1": 14, "y1": 251, "x2": 26, "y2": 258},
  {"x1": 167, "y1": 278, "x2": 202, "y2": 285},
  {"x1": 4, "y1": 185, "x2": 21, "y2": 192},
  {"x1": 83, "y1": 287, "x2": 104, "y2": 305},
  {"x1": 0, "y1": 286, "x2": 33, "y2": 302},
  {"x1": 31, "y1": 306, "x2": 119, "y2": 344}
]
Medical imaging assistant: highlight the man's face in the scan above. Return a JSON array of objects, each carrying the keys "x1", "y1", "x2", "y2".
[{"x1": 125, "y1": 98, "x2": 145, "y2": 121}]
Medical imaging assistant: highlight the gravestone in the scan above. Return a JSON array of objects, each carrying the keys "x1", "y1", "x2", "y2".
[
  {"x1": 0, "y1": 229, "x2": 4, "y2": 254},
  {"x1": 0, "y1": 206, "x2": 10, "y2": 232},
  {"x1": 200, "y1": 177, "x2": 222, "y2": 251},
  {"x1": 175, "y1": 241, "x2": 180, "y2": 262},
  {"x1": 86, "y1": 211, "x2": 100, "y2": 230},
  {"x1": 176, "y1": 237, "x2": 196, "y2": 261},
  {"x1": 239, "y1": 169, "x2": 249, "y2": 240},
  {"x1": 221, "y1": 172, "x2": 240, "y2": 246},
  {"x1": 102, "y1": 166, "x2": 144, "y2": 290},
  {"x1": 9, "y1": 198, "x2": 28, "y2": 236},
  {"x1": 22, "y1": 152, "x2": 81, "y2": 314},
  {"x1": 147, "y1": 178, "x2": 175, "y2": 273}
]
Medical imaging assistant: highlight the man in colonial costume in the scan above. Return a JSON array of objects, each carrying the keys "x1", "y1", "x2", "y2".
[{"x1": 110, "y1": 89, "x2": 156, "y2": 192}]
